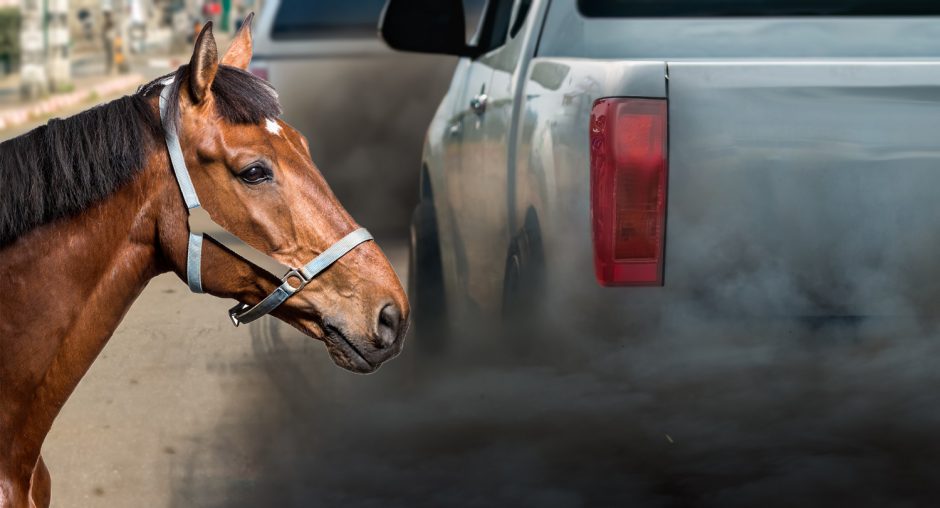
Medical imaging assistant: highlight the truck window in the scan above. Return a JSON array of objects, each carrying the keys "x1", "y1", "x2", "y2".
[
  {"x1": 480, "y1": 0, "x2": 534, "y2": 72},
  {"x1": 579, "y1": 0, "x2": 940, "y2": 17},
  {"x1": 271, "y1": 0, "x2": 387, "y2": 40},
  {"x1": 510, "y1": 0, "x2": 533, "y2": 38},
  {"x1": 464, "y1": 0, "x2": 489, "y2": 43}
]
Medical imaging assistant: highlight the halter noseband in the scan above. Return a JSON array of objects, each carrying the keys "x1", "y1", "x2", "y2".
[{"x1": 158, "y1": 80, "x2": 373, "y2": 326}]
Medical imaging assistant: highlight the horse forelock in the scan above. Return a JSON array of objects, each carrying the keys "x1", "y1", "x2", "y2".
[
  {"x1": 146, "y1": 64, "x2": 282, "y2": 132},
  {"x1": 0, "y1": 64, "x2": 282, "y2": 248}
]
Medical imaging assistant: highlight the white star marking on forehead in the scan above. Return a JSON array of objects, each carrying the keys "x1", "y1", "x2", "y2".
[{"x1": 265, "y1": 118, "x2": 282, "y2": 136}]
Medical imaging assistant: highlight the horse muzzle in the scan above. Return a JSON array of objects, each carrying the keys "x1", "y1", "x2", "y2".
[{"x1": 319, "y1": 302, "x2": 408, "y2": 374}]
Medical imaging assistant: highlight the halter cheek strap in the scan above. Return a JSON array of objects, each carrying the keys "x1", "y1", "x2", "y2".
[
  {"x1": 157, "y1": 80, "x2": 373, "y2": 326},
  {"x1": 160, "y1": 85, "x2": 207, "y2": 293}
]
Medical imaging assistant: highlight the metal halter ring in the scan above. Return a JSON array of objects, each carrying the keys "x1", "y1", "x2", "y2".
[{"x1": 282, "y1": 268, "x2": 311, "y2": 292}]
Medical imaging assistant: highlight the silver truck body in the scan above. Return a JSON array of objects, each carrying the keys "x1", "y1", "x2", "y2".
[{"x1": 420, "y1": 0, "x2": 940, "y2": 323}]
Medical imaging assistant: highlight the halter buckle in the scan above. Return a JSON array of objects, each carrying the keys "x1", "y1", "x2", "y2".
[
  {"x1": 282, "y1": 268, "x2": 311, "y2": 293},
  {"x1": 227, "y1": 269, "x2": 308, "y2": 327}
]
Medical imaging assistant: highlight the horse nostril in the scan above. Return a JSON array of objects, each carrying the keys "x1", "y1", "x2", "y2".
[{"x1": 375, "y1": 303, "x2": 401, "y2": 349}]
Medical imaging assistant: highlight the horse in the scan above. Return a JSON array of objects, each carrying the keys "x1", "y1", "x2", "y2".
[{"x1": 0, "y1": 17, "x2": 408, "y2": 507}]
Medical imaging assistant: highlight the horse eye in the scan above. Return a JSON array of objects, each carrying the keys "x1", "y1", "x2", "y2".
[{"x1": 238, "y1": 165, "x2": 270, "y2": 185}]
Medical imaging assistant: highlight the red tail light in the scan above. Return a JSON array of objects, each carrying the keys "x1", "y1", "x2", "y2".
[{"x1": 590, "y1": 98, "x2": 668, "y2": 286}]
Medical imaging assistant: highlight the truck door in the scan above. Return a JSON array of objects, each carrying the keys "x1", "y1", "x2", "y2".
[{"x1": 446, "y1": 0, "x2": 532, "y2": 314}]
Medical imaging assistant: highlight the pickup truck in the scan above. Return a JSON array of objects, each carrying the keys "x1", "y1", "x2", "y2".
[{"x1": 381, "y1": 0, "x2": 940, "y2": 346}]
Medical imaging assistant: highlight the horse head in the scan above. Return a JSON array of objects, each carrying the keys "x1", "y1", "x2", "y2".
[{"x1": 156, "y1": 18, "x2": 408, "y2": 373}]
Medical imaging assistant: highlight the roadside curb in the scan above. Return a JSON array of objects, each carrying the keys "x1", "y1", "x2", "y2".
[{"x1": 0, "y1": 74, "x2": 143, "y2": 131}]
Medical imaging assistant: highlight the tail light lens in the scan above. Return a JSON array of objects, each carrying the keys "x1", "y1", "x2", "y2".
[{"x1": 590, "y1": 98, "x2": 668, "y2": 286}]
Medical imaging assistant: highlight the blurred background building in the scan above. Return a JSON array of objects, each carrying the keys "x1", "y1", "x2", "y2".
[{"x1": 0, "y1": 0, "x2": 258, "y2": 132}]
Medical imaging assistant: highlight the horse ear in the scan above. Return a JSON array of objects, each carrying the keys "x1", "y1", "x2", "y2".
[
  {"x1": 221, "y1": 12, "x2": 254, "y2": 70},
  {"x1": 189, "y1": 22, "x2": 219, "y2": 104}
]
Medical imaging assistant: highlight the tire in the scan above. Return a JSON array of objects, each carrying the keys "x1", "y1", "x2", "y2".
[
  {"x1": 502, "y1": 210, "x2": 546, "y2": 325},
  {"x1": 408, "y1": 199, "x2": 448, "y2": 353}
]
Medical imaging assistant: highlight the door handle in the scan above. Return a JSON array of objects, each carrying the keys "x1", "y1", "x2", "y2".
[{"x1": 470, "y1": 93, "x2": 488, "y2": 115}]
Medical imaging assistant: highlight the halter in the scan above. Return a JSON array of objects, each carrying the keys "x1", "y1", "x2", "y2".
[{"x1": 158, "y1": 80, "x2": 373, "y2": 326}]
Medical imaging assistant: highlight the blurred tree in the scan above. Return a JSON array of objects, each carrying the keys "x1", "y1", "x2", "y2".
[
  {"x1": 221, "y1": 0, "x2": 230, "y2": 32},
  {"x1": 0, "y1": 8, "x2": 20, "y2": 76}
]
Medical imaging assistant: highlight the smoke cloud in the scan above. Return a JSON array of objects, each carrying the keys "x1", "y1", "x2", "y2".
[{"x1": 167, "y1": 234, "x2": 940, "y2": 507}]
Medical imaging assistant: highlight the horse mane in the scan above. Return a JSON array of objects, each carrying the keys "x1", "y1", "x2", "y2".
[{"x1": 0, "y1": 65, "x2": 282, "y2": 248}]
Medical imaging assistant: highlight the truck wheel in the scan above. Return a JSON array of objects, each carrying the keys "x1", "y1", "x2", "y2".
[
  {"x1": 408, "y1": 199, "x2": 448, "y2": 353},
  {"x1": 502, "y1": 210, "x2": 545, "y2": 325}
]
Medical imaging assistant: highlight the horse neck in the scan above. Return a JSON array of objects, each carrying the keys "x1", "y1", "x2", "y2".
[{"x1": 0, "y1": 149, "x2": 174, "y2": 473}]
